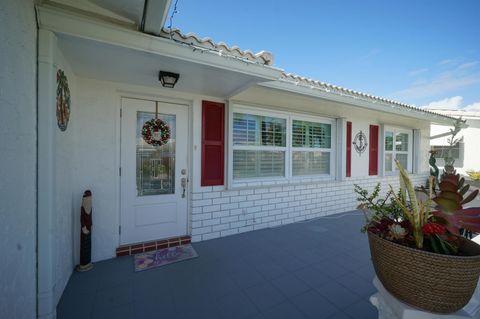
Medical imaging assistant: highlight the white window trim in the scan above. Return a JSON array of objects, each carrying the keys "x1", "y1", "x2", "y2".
[
  {"x1": 228, "y1": 104, "x2": 336, "y2": 188},
  {"x1": 290, "y1": 115, "x2": 336, "y2": 179},
  {"x1": 383, "y1": 126, "x2": 413, "y2": 175}
]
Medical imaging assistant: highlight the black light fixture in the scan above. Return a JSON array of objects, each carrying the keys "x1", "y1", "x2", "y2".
[{"x1": 159, "y1": 71, "x2": 180, "y2": 88}]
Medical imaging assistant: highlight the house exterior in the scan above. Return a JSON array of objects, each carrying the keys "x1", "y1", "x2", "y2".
[
  {"x1": 0, "y1": 1, "x2": 460, "y2": 318},
  {"x1": 429, "y1": 109, "x2": 480, "y2": 175}
]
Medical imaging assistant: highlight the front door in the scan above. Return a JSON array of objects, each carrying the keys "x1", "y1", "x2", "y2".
[{"x1": 120, "y1": 97, "x2": 188, "y2": 245}]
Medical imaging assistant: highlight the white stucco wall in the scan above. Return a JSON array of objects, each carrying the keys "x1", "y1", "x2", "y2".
[
  {"x1": 63, "y1": 77, "x2": 432, "y2": 261},
  {"x1": 0, "y1": 0, "x2": 37, "y2": 318},
  {"x1": 52, "y1": 43, "x2": 77, "y2": 307},
  {"x1": 431, "y1": 118, "x2": 480, "y2": 175},
  {"x1": 70, "y1": 77, "x2": 225, "y2": 261},
  {"x1": 190, "y1": 96, "x2": 431, "y2": 241}
]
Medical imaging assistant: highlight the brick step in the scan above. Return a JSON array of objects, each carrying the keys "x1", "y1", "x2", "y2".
[{"x1": 116, "y1": 235, "x2": 191, "y2": 256}]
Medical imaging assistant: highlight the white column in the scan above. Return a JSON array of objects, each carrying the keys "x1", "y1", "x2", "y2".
[
  {"x1": 336, "y1": 118, "x2": 346, "y2": 181},
  {"x1": 370, "y1": 276, "x2": 476, "y2": 319},
  {"x1": 379, "y1": 124, "x2": 385, "y2": 177},
  {"x1": 37, "y1": 29, "x2": 57, "y2": 319},
  {"x1": 413, "y1": 129, "x2": 421, "y2": 174}
]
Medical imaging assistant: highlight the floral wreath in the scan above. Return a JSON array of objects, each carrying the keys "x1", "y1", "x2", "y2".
[{"x1": 142, "y1": 118, "x2": 171, "y2": 146}]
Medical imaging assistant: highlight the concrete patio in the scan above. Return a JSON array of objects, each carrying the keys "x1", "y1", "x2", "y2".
[{"x1": 57, "y1": 212, "x2": 378, "y2": 319}]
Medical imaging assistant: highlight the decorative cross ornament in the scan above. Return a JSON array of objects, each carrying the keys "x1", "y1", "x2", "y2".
[{"x1": 353, "y1": 130, "x2": 368, "y2": 156}]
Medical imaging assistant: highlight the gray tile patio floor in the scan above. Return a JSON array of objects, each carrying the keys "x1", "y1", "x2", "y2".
[{"x1": 57, "y1": 211, "x2": 379, "y2": 319}]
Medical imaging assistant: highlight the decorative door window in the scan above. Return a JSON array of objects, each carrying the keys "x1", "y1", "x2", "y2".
[{"x1": 136, "y1": 111, "x2": 176, "y2": 196}]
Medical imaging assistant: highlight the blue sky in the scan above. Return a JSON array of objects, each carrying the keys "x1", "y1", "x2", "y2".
[{"x1": 167, "y1": 0, "x2": 480, "y2": 111}]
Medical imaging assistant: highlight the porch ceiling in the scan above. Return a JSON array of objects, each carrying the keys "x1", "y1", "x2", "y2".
[{"x1": 57, "y1": 33, "x2": 268, "y2": 98}]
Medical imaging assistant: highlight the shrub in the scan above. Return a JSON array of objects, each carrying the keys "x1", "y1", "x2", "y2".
[{"x1": 467, "y1": 170, "x2": 480, "y2": 181}]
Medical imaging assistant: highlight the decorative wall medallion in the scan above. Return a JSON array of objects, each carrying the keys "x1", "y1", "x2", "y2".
[
  {"x1": 56, "y1": 69, "x2": 71, "y2": 131},
  {"x1": 353, "y1": 130, "x2": 368, "y2": 156}
]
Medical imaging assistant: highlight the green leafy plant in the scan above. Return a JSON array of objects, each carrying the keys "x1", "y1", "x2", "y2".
[
  {"x1": 357, "y1": 160, "x2": 480, "y2": 255},
  {"x1": 389, "y1": 160, "x2": 433, "y2": 249},
  {"x1": 467, "y1": 170, "x2": 480, "y2": 181},
  {"x1": 354, "y1": 183, "x2": 403, "y2": 233}
]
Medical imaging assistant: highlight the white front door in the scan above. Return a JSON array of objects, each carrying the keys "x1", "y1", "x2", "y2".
[{"x1": 120, "y1": 97, "x2": 188, "y2": 245}]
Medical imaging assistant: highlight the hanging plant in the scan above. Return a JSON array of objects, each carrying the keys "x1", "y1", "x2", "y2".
[{"x1": 142, "y1": 118, "x2": 171, "y2": 146}]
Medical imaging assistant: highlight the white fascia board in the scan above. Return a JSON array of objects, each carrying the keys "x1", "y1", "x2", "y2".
[
  {"x1": 143, "y1": 0, "x2": 171, "y2": 35},
  {"x1": 36, "y1": 4, "x2": 283, "y2": 80},
  {"x1": 259, "y1": 80, "x2": 456, "y2": 126}
]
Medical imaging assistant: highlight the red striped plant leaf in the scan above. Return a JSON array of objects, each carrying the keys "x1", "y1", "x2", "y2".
[
  {"x1": 461, "y1": 189, "x2": 479, "y2": 205},
  {"x1": 439, "y1": 180, "x2": 458, "y2": 193},
  {"x1": 438, "y1": 191, "x2": 463, "y2": 202},
  {"x1": 433, "y1": 208, "x2": 480, "y2": 234},
  {"x1": 460, "y1": 185, "x2": 470, "y2": 196},
  {"x1": 433, "y1": 197, "x2": 462, "y2": 212}
]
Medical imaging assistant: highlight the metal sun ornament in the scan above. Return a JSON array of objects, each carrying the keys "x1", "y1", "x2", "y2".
[
  {"x1": 353, "y1": 130, "x2": 368, "y2": 156},
  {"x1": 141, "y1": 102, "x2": 171, "y2": 147}
]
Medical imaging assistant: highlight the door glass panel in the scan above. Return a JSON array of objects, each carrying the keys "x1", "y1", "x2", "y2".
[{"x1": 136, "y1": 111, "x2": 176, "y2": 196}]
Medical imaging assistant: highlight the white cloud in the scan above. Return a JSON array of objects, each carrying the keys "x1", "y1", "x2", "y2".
[
  {"x1": 393, "y1": 73, "x2": 480, "y2": 99},
  {"x1": 422, "y1": 97, "x2": 480, "y2": 112},
  {"x1": 396, "y1": 57, "x2": 480, "y2": 100},
  {"x1": 422, "y1": 96, "x2": 463, "y2": 109},
  {"x1": 464, "y1": 102, "x2": 480, "y2": 112},
  {"x1": 458, "y1": 61, "x2": 479, "y2": 69},
  {"x1": 438, "y1": 59, "x2": 455, "y2": 65},
  {"x1": 408, "y1": 68, "x2": 428, "y2": 77}
]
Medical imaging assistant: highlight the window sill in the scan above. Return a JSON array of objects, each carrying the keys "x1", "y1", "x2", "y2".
[{"x1": 229, "y1": 175, "x2": 335, "y2": 190}]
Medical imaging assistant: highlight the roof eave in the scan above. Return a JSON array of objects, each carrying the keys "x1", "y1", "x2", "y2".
[
  {"x1": 36, "y1": 3, "x2": 283, "y2": 81},
  {"x1": 259, "y1": 80, "x2": 457, "y2": 125}
]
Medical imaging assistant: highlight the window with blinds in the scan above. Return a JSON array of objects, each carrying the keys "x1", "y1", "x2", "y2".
[
  {"x1": 292, "y1": 120, "x2": 331, "y2": 148},
  {"x1": 233, "y1": 150, "x2": 285, "y2": 178},
  {"x1": 292, "y1": 120, "x2": 332, "y2": 176},
  {"x1": 232, "y1": 112, "x2": 286, "y2": 179},
  {"x1": 233, "y1": 113, "x2": 286, "y2": 146}
]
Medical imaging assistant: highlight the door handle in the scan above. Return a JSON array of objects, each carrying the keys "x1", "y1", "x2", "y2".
[{"x1": 181, "y1": 177, "x2": 188, "y2": 198}]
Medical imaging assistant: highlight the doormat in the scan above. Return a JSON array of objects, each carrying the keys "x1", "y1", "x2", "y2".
[{"x1": 134, "y1": 244, "x2": 198, "y2": 272}]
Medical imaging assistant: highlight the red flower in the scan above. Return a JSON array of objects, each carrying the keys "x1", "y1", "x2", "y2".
[{"x1": 422, "y1": 223, "x2": 446, "y2": 236}]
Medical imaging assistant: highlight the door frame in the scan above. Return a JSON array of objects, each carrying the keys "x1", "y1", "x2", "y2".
[{"x1": 117, "y1": 93, "x2": 193, "y2": 245}]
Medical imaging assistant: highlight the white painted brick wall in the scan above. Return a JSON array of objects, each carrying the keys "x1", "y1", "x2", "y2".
[{"x1": 190, "y1": 174, "x2": 429, "y2": 242}]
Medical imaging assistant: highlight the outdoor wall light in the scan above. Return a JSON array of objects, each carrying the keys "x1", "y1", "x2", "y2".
[{"x1": 159, "y1": 71, "x2": 180, "y2": 88}]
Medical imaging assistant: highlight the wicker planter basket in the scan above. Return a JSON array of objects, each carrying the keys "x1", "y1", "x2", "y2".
[{"x1": 368, "y1": 231, "x2": 480, "y2": 313}]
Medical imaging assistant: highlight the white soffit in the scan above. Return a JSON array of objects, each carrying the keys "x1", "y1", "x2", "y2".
[
  {"x1": 89, "y1": 0, "x2": 145, "y2": 25},
  {"x1": 57, "y1": 34, "x2": 269, "y2": 97},
  {"x1": 36, "y1": 4, "x2": 282, "y2": 97},
  {"x1": 46, "y1": 0, "x2": 138, "y2": 24},
  {"x1": 142, "y1": 0, "x2": 171, "y2": 35}
]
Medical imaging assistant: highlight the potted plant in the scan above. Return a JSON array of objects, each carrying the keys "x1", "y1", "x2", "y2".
[{"x1": 355, "y1": 160, "x2": 480, "y2": 314}]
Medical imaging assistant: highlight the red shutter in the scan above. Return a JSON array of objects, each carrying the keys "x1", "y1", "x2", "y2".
[
  {"x1": 346, "y1": 121, "x2": 352, "y2": 177},
  {"x1": 369, "y1": 125, "x2": 379, "y2": 176},
  {"x1": 201, "y1": 101, "x2": 225, "y2": 186}
]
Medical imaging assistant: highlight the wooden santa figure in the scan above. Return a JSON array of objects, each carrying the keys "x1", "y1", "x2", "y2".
[{"x1": 76, "y1": 190, "x2": 93, "y2": 271}]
